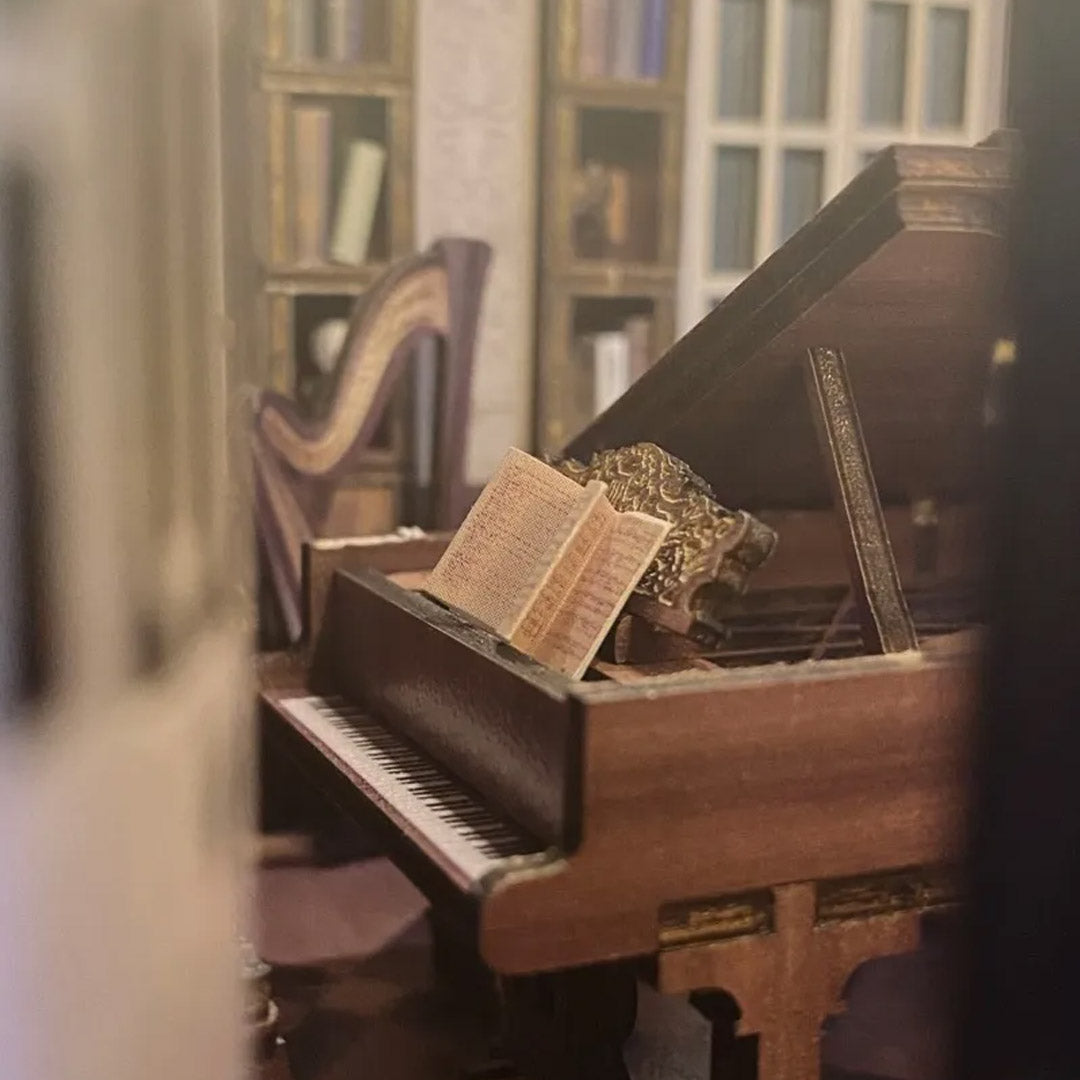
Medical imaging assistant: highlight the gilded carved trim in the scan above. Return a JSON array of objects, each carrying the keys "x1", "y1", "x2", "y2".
[
  {"x1": 556, "y1": 442, "x2": 777, "y2": 638},
  {"x1": 804, "y1": 347, "x2": 917, "y2": 655}
]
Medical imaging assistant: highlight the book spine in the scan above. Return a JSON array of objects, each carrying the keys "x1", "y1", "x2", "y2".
[
  {"x1": 605, "y1": 167, "x2": 631, "y2": 254},
  {"x1": 363, "y1": 0, "x2": 389, "y2": 63},
  {"x1": 592, "y1": 331, "x2": 631, "y2": 416},
  {"x1": 624, "y1": 315, "x2": 653, "y2": 381},
  {"x1": 346, "y1": 0, "x2": 365, "y2": 63},
  {"x1": 329, "y1": 140, "x2": 386, "y2": 265},
  {"x1": 629, "y1": 165, "x2": 659, "y2": 261},
  {"x1": 640, "y1": 0, "x2": 667, "y2": 80},
  {"x1": 611, "y1": 0, "x2": 645, "y2": 81},
  {"x1": 293, "y1": 106, "x2": 333, "y2": 266},
  {"x1": 288, "y1": 0, "x2": 318, "y2": 61},
  {"x1": 578, "y1": 0, "x2": 611, "y2": 79},
  {"x1": 325, "y1": 0, "x2": 349, "y2": 63}
]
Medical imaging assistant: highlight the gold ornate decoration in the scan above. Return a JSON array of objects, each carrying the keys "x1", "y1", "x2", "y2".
[
  {"x1": 555, "y1": 442, "x2": 777, "y2": 639},
  {"x1": 816, "y1": 868, "x2": 960, "y2": 922},
  {"x1": 804, "y1": 347, "x2": 917, "y2": 654}
]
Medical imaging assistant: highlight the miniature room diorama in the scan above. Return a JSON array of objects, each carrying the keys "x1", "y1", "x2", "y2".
[
  {"x1": 247, "y1": 2, "x2": 1015, "y2": 1078},
  {"x1": 15, "y1": 2, "x2": 1075, "y2": 1080}
]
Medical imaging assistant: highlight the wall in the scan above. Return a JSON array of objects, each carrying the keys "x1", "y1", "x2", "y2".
[{"x1": 416, "y1": 0, "x2": 540, "y2": 484}]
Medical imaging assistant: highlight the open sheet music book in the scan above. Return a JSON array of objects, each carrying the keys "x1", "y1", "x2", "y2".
[{"x1": 424, "y1": 448, "x2": 670, "y2": 679}]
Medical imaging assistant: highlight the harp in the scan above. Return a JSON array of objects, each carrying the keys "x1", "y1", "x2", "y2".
[{"x1": 253, "y1": 237, "x2": 491, "y2": 641}]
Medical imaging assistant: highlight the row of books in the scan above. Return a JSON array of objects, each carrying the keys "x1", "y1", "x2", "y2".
[
  {"x1": 579, "y1": 0, "x2": 668, "y2": 81},
  {"x1": 572, "y1": 160, "x2": 658, "y2": 262},
  {"x1": 288, "y1": 0, "x2": 388, "y2": 65},
  {"x1": 293, "y1": 106, "x2": 386, "y2": 267},
  {"x1": 575, "y1": 316, "x2": 654, "y2": 425}
]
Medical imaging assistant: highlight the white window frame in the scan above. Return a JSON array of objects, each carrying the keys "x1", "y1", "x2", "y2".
[{"x1": 678, "y1": 0, "x2": 1011, "y2": 334}]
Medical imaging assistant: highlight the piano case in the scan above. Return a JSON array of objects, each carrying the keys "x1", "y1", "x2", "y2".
[{"x1": 260, "y1": 136, "x2": 1015, "y2": 1080}]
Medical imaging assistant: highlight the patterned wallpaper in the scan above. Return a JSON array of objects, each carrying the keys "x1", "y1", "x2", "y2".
[{"x1": 415, "y1": 0, "x2": 540, "y2": 483}]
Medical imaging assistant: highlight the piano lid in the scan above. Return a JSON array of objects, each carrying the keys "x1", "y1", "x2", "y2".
[{"x1": 563, "y1": 137, "x2": 1018, "y2": 512}]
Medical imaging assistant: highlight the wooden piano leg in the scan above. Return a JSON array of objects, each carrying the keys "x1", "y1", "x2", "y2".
[{"x1": 658, "y1": 884, "x2": 924, "y2": 1080}]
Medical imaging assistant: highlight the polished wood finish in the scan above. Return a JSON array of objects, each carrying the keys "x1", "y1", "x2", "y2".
[
  {"x1": 265, "y1": 564, "x2": 977, "y2": 977},
  {"x1": 309, "y1": 571, "x2": 577, "y2": 849}
]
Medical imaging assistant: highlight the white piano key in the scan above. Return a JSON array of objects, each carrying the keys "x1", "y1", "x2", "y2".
[{"x1": 278, "y1": 695, "x2": 542, "y2": 889}]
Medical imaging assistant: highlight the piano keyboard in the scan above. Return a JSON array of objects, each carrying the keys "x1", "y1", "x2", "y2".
[{"x1": 278, "y1": 695, "x2": 544, "y2": 890}]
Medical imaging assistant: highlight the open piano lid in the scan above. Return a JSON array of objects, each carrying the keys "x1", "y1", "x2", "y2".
[{"x1": 563, "y1": 136, "x2": 1017, "y2": 512}]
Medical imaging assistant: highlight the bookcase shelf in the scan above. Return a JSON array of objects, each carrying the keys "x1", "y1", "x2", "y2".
[
  {"x1": 260, "y1": 64, "x2": 408, "y2": 97},
  {"x1": 265, "y1": 262, "x2": 388, "y2": 295},
  {"x1": 551, "y1": 77, "x2": 685, "y2": 106},
  {"x1": 255, "y1": 0, "x2": 416, "y2": 534},
  {"x1": 536, "y1": 0, "x2": 689, "y2": 457}
]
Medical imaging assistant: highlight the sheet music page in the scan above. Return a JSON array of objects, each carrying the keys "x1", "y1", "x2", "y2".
[
  {"x1": 510, "y1": 495, "x2": 612, "y2": 655},
  {"x1": 530, "y1": 509, "x2": 671, "y2": 679},
  {"x1": 423, "y1": 448, "x2": 604, "y2": 638}
]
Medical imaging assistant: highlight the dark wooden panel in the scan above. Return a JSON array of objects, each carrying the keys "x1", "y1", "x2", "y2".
[
  {"x1": 961, "y1": 4, "x2": 1080, "y2": 1078},
  {"x1": 752, "y1": 505, "x2": 983, "y2": 592},
  {"x1": 311, "y1": 568, "x2": 581, "y2": 849},
  {"x1": 481, "y1": 653, "x2": 975, "y2": 973}
]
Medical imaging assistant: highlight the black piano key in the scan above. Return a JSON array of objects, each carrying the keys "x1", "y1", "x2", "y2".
[{"x1": 291, "y1": 696, "x2": 544, "y2": 869}]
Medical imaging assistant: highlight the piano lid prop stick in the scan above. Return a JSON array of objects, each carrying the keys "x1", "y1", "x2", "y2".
[{"x1": 804, "y1": 346, "x2": 918, "y2": 655}]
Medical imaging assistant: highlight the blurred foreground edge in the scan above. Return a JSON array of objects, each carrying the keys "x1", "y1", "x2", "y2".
[{"x1": 960, "y1": 2, "x2": 1080, "y2": 1078}]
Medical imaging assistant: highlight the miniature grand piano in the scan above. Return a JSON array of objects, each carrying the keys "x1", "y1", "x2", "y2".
[{"x1": 259, "y1": 136, "x2": 1015, "y2": 1080}]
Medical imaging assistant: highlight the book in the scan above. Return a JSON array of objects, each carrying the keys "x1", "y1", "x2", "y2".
[
  {"x1": 329, "y1": 139, "x2": 386, "y2": 265},
  {"x1": 624, "y1": 315, "x2": 653, "y2": 381},
  {"x1": 293, "y1": 106, "x2": 333, "y2": 265},
  {"x1": 424, "y1": 448, "x2": 670, "y2": 679},
  {"x1": 324, "y1": 0, "x2": 350, "y2": 62},
  {"x1": 361, "y1": 0, "x2": 389, "y2": 63},
  {"x1": 605, "y1": 166, "x2": 632, "y2": 253},
  {"x1": 288, "y1": 0, "x2": 318, "y2": 61},
  {"x1": 568, "y1": 335, "x2": 598, "y2": 438},
  {"x1": 611, "y1": 0, "x2": 646, "y2": 81},
  {"x1": 346, "y1": 0, "x2": 366, "y2": 62},
  {"x1": 592, "y1": 331, "x2": 632, "y2": 416},
  {"x1": 640, "y1": 0, "x2": 667, "y2": 80},
  {"x1": 628, "y1": 163, "x2": 660, "y2": 261},
  {"x1": 579, "y1": 0, "x2": 612, "y2": 79}
]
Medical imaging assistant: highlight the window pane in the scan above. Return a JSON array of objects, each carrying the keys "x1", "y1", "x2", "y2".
[
  {"x1": 925, "y1": 6, "x2": 969, "y2": 127},
  {"x1": 712, "y1": 146, "x2": 759, "y2": 270},
  {"x1": 717, "y1": 0, "x2": 767, "y2": 119},
  {"x1": 785, "y1": 0, "x2": 831, "y2": 121},
  {"x1": 863, "y1": 2, "x2": 909, "y2": 125},
  {"x1": 780, "y1": 149, "x2": 824, "y2": 241}
]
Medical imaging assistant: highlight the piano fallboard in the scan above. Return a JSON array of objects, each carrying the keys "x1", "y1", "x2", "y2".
[{"x1": 261, "y1": 565, "x2": 977, "y2": 976}]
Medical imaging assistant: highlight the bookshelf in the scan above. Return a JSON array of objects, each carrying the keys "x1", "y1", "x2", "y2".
[
  {"x1": 535, "y1": 0, "x2": 690, "y2": 456},
  {"x1": 255, "y1": 0, "x2": 415, "y2": 531}
]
